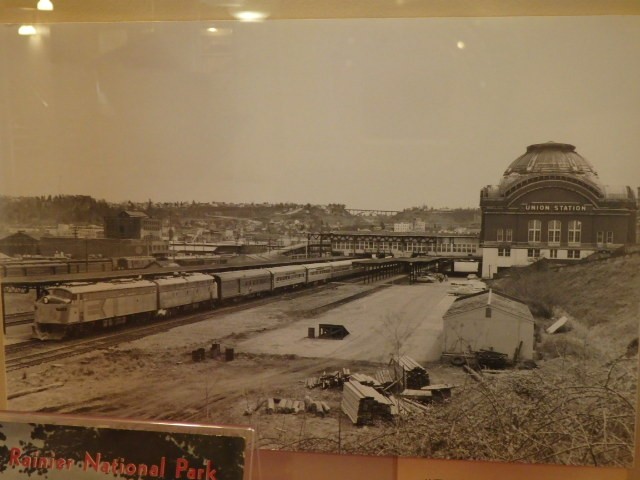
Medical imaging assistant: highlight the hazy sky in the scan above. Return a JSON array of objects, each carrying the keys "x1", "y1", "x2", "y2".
[{"x1": 1, "y1": 16, "x2": 639, "y2": 210}]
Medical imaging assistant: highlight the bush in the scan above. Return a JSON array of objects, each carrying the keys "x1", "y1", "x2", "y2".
[{"x1": 341, "y1": 358, "x2": 637, "y2": 467}]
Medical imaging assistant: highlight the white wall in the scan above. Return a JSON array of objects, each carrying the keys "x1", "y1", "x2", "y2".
[{"x1": 443, "y1": 307, "x2": 534, "y2": 360}]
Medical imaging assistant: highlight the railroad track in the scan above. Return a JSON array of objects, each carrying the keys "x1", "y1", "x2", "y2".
[
  {"x1": 4, "y1": 281, "x2": 341, "y2": 372},
  {"x1": 4, "y1": 311, "x2": 35, "y2": 326}
]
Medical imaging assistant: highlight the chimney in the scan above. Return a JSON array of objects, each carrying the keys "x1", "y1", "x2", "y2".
[{"x1": 485, "y1": 289, "x2": 493, "y2": 317}]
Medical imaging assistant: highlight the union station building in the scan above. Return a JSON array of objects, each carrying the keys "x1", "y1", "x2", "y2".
[{"x1": 480, "y1": 142, "x2": 637, "y2": 278}]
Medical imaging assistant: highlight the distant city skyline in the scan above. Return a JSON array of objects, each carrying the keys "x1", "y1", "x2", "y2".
[{"x1": 1, "y1": 16, "x2": 639, "y2": 211}]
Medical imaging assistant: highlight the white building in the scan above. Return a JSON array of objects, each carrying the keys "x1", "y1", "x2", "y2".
[
  {"x1": 393, "y1": 222, "x2": 413, "y2": 232},
  {"x1": 443, "y1": 290, "x2": 534, "y2": 360},
  {"x1": 413, "y1": 220, "x2": 427, "y2": 232}
]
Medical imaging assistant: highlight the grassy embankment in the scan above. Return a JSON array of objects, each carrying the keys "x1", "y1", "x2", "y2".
[{"x1": 491, "y1": 253, "x2": 640, "y2": 361}]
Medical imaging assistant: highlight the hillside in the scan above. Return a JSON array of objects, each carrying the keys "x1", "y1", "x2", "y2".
[
  {"x1": 0, "y1": 196, "x2": 480, "y2": 235},
  {"x1": 491, "y1": 253, "x2": 640, "y2": 359}
]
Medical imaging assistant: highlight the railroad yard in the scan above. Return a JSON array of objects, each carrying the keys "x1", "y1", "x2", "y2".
[
  {"x1": 3, "y1": 254, "x2": 638, "y2": 466},
  {"x1": 4, "y1": 277, "x2": 465, "y2": 448}
]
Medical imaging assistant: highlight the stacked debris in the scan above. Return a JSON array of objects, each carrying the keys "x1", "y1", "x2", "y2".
[
  {"x1": 266, "y1": 398, "x2": 305, "y2": 414},
  {"x1": 303, "y1": 362, "x2": 454, "y2": 425},
  {"x1": 304, "y1": 396, "x2": 331, "y2": 417},
  {"x1": 341, "y1": 380, "x2": 397, "y2": 425},
  {"x1": 264, "y1": 396, "x2": 330, "y2": 416},
  {"x1": 390, "y1": 355, "x2": 430, "y2": 390},
  {"x1": 305, "y1": 368, "x2": 351, "y2": 389},
  {"x1": 475, "y1": 350, "x2": 509, "y2": 369},
  {"x1": 420, "y1": 384, "x2": 454, "y2": 402},
  {"x1": 305, "y1": 369, "x2": 383, "y2": 390},
  {"x1": 395, "y1": 397, "x2": 430, "y2": 415},
  {"x1": 399, "y1": 389, "x2": 433, "y2": 403}
]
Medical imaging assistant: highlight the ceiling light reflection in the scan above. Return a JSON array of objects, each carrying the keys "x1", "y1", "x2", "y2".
[
  {"x1": 233, "y1": 11, "x2": 268, "y2": 22},
  {"x1": 37, "y1": 0, "x2": 54, "y2": 11},
  {"x1": 18, "y1": 25, "x2": 37, "y2": 36}
]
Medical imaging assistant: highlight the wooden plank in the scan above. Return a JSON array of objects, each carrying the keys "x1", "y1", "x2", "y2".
[
  {"x1": 546, "y1": 316, "x2": 568, "y2": 334},
  {"x1": 400, "y1": 389, "x2": 433, "y2": 398}
]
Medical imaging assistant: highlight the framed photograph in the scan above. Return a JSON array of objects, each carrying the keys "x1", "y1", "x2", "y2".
[{"x1": 1, "y1": 4, "x2": 639, "y2": 480}]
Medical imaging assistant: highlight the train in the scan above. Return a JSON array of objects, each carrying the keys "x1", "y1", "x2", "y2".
[{"x1": 33, "y1": 259, "x2": 362, "y2": 340}]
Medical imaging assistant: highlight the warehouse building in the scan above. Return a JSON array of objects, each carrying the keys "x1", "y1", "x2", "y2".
[
  {"x1": 104, "y1": 210, "x2": 162, "y2": 240},
  {"x1": 480, "y1": 142, "x2": 637, "y2": 278},
  {"x1": 0, "y1": 231, "x2": 40, "y2": 256},
  {"x1": 443, "y1": 290, "x2": 534, "y2": 361}
]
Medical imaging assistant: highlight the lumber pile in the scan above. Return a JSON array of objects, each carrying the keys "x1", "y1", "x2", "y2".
[
  {"x1": 348, "y1": 373, "x2": 380, "y2": 388},
  {"x1": 397, "y1": 398, "x2": 431, "y2": 414},
  {"x1": 305, "y1": 396, "x2": 331, "y2": 417},
  {"x1": 375, "y1": 368, "x2": 394, "y2": 388},
  {"x1": 341, "y1": 380, "x2": 396, "y2": 425},
  {"x1": 399, "y1": 389, "x2": 433, "y2": 404},
  {"x1": 390, "y1": 355, "x2": 430, "y2": 390}
]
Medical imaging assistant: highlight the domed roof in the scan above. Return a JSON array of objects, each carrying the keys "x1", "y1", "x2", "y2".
[{"x1": 504, "y1": 142, "x2": 598, "y2": 176}]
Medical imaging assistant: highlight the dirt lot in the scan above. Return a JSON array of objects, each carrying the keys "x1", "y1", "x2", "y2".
[{"x1": 5, "y1": 277, "x2": 465, "y2": 451}]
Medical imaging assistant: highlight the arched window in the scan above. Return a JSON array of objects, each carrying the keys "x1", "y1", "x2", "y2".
[
  {"x1": 568, "y1": 220, "x2": 582, "y2": 245},
  {"x1": 548, "y1": 220, "x2": 561, "y2": 245},
  {"x1": 528, "y1": 219, "x2": 541, "y2": 243}
]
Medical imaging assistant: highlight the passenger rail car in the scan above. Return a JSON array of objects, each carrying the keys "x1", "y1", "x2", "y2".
[
  {"x1": 327, "y1": 259, "x2": 362, "y2": 280},
  {"x1": 304, "y1": 262, "x2": 333, "y2": 283},
  {"x1": 33, "y1": 259, "x2": 363, "y2": 340},
  {"x1": 114, "y1": 256, "x2": 157, "y2": 270},
  {"x1": 212, "y1": 270, "x2": 272, "y2": 300},
  {"x1": 266, "y1": 265, "x2": 307, "y2": 290}
]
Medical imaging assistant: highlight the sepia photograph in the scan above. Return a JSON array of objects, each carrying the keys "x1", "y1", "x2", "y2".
[{"x1": 1, "y1": 14, "x2": 639, "y2": 470}]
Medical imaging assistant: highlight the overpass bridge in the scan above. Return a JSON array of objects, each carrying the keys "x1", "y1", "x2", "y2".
[{"x1": 345, "y1": 209, "x2": 400, "y2": 217}]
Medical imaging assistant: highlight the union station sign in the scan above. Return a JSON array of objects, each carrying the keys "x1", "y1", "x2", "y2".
[{"x1": 521, "y1": 203, "x2": 591, "y2": 212}]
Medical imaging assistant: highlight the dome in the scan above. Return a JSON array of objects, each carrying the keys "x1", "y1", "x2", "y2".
[{"x1": 503, "y1": 142, "x2": 598, "y2": 176}]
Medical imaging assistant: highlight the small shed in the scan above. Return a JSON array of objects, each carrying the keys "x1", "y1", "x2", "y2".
[{"x1": 443, "y1": 289, "x2": 534, "y2": 361}]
